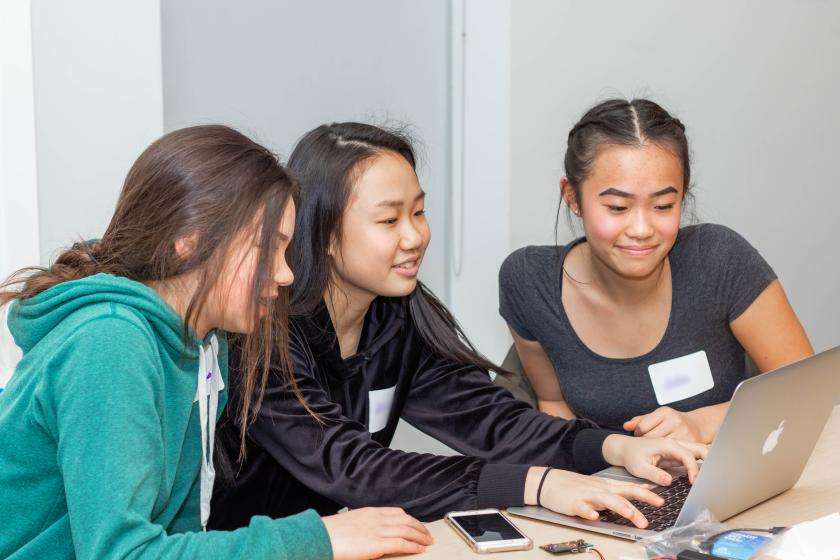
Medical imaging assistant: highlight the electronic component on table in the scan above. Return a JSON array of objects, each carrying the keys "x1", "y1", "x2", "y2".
[
  {"x1": 540, "y1": 538, "x2": 605, "y2": 559},
  {"x1": 540, "y1": 539, "x2": 593, "y2": 554}
]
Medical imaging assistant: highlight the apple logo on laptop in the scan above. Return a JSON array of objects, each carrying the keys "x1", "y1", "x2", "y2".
[{"x1": 762, "y1": 420, "x2": 785, "y2": 455}]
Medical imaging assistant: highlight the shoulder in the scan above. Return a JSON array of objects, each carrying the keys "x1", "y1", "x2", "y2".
[
  {"x1": 40, "y1": 305, "x2": 162, "y2": 395},
  {"x1": 676, "y1": 223, "x2": 753, "y2": 251},
  {"x1": 672, "y1": 224, "x2": 775, "y2": 313},
  {"x1": 287, "y1": 309, "x2": 335, "y2": 373},
  {"x1": 672, "y1": 223, "x2": 762, "y2": 265},
  {"x1": 499, "y1": 245, "x2": 562, "y2": 285},
  {"x1": 38, "y1": 306, "x2": 165, "y2": 412},
  {"x1": 66, "y1": 302, "x2": 158, "y2": 350},
  {"x1": 499, "y1": 245, "x2": 568, "y2": 339}
]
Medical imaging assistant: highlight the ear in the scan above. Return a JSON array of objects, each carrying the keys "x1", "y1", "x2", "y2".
[
  {"x1": 560, "y1": 177, "x2": 581, "y2": 216},
  {"x1": 327, "y1": 233, "x2": 338, "y2": 260},
  {"x1": 174, "y1": 232, "x2": 198, "y2": 261}
]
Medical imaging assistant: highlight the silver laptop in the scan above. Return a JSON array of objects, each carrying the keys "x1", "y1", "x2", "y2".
[{"x1": 508, "y1": 345, "x2": 840, "y2": 540}]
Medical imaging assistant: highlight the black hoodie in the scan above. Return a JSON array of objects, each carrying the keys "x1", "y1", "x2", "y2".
[{"x1": 210, "y1": 297, "x2": 612, "y2": 527}]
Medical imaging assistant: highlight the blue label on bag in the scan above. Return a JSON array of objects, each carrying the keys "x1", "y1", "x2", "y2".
[{"x1": 711, "y1": 532, "x2": 772, "y2": 560}]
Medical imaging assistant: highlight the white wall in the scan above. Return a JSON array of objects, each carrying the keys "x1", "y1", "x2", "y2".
[
  {"x1": 1, "y1": 1, "x2": 164, "y2": 386},
  {"x1": 0, "y1": 0, "x2": 39, "y2": 387},
  {"x1": 509, "y1": 0, "x2": 840, "y2": 352},
  {"x1": 31, "y1": 0, "x2": 164, "y2": 265}
]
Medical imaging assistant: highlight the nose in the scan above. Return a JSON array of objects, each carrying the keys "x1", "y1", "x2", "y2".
[
  {"x1": 399, "y1": 219, "x2": 425, "y2": 251},
  {"x1": 626, "y1": 207, "x2": 655, "y2": 240},
  {"x1": 274, "y1": 260, "x2": 294, "y2": 287}
]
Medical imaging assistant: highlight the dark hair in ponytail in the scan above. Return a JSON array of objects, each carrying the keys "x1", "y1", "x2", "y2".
[
  {"x1": 559, "y1": 98, "x2": 692, "y2": 232},
  {"x1": 288, "y1": 122, "x2": 507, "y2": 375},
  {"x1": 1, "y1": 124, "x2": 303, "y2": 462}
]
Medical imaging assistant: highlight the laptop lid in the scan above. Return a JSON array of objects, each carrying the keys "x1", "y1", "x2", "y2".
[
  {"x1": 675, "y1": 344, "x2": 840, "y2": 524},
  {"x1": 508, "y1": 345, "x2": 840, "y2": 539}
]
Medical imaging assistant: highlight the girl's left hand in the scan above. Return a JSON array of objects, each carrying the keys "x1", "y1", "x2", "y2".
[
  {"x1": 623, "y1": 406, "x2": 708, "y2": 443},
  {"x1": 602, "y1": 434, "x2": 708, "y2": 486}
]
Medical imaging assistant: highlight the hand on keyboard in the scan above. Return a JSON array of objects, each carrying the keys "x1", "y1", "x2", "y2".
[
  {"x1": 599, "y1": 475, "x2": 692, "y2": 532},
  {"x1": 602, "y1": 434, "x2": 708, "y2": 486},
  {"x1": 532, "y1": 468, "x2": 666, "y2": 529}
]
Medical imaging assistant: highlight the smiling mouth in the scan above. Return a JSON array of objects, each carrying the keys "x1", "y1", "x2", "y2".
[
  {"x1": 392, "y1": 259, "x2": 421, "y2": 277},
  {"x1": 617, "y1": 245, "x2": 657, "y2": 255}
]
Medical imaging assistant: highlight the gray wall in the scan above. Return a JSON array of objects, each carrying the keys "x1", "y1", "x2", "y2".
[
  {"x1": 161, "y1": 0, "x2": 451, "y2": 298},
  {"x1": 510, "y1": 0, "x2": 840, "y2": 352},
  {"x1": 161, "y1": 0, "x2": 456, "y2": 454},
  {"x1": 17, "y1": 1, "x2": 834, "y2": 441}
]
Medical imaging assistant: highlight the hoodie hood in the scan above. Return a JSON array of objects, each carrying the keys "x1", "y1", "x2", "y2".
[{"x1": 8, "y1": 273, "x2": 198, "y2": 357}]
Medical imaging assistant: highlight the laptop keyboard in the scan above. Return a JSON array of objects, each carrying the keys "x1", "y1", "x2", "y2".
[{"x1": 598, "y1": 475, "x2": 691, "y2": 532}]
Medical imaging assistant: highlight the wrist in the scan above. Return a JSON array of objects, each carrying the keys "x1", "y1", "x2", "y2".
[
  {"x1": 602, "y1": 434, "x2": 628, "y2": 466},
  {"x1": 683, "y1": 408, "x2": 705, "y2": 440},
  {"x1": 690, "y1": 405, "x2": 723, "y2": 443},
  {"x1": 523, "y1": 466, "x2": 550, "y2": 505}
]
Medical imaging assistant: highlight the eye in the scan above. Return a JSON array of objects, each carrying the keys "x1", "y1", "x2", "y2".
[
  {"x1": 380, "y1": 218, "x2": 398, "y2": 225},
  {"x1": 655, "y1": 203, "x2": 675, "y2": 211},
  {"x1": 414, "y1": 209, "x2": 426, "y2": 217},
  {"x1": 607, "y1": 205, "x2": 627, "y2": 213}
]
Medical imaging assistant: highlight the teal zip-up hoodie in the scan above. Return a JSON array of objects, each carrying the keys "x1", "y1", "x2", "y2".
[{"x1": 0, "y1": 273, "x2": 332, "y2": 559}]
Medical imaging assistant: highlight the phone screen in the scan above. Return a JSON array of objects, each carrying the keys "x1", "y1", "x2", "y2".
[{"x1": 452, "y1": 513, "x2": 525, "y2": 543}]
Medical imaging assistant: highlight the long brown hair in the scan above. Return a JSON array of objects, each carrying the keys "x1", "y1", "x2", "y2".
[{"x1": 0, "y1": 124, "x2": 301, "y2": 459}]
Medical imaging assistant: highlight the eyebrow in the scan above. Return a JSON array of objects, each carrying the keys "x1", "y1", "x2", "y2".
[
  {"x1": 375, "y1": 191, "x2": 426, "y2": 208},
  {"x1": 277, "y1": 232, "x2": 290, "y2": 242},
  {"x1": 598, "y1": 186, "x2": 678, "y2": 199}
]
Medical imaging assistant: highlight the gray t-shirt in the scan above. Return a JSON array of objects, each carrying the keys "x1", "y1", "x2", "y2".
[{"x1": 498, "y1": 224, "x2": 776, "y2": 430}]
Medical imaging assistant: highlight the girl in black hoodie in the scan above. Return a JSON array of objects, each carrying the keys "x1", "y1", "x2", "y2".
[{"x1": 211, "y1": 123, "x2": 706, "y2": 530}]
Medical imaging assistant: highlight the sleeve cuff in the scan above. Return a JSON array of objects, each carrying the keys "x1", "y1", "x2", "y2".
[
  {"x1": 256, "y1": 508, "x2": 333, "y2": 560},
  {"x1": 476, "y1": 464, "x2": 531, "y2": 509},
  {"x1": 571, "y1": 429, "x2": 615, "y2": 474}
]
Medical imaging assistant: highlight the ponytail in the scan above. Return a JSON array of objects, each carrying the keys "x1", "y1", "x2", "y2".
[{"x1": 0, "y1": 240, "x2": 112, "y2": 306}]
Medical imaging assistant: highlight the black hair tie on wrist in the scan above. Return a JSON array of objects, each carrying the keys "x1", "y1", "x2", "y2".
[{"x1": 537, "y1": 467, "x2": 553, "y2": 508}]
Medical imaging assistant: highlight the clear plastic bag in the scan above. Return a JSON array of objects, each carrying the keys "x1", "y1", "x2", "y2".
[{"x1": 639, "y1": 510, "x2": 729, "y2": 559}]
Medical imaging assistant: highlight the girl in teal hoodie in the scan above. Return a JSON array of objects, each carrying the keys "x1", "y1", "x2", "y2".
[{"x1": 0, "y1": 125, "x2": 431, "y2": 560}]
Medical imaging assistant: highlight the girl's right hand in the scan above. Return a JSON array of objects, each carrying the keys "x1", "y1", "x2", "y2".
[
  {"x1": 531, "y1": 467, "x2": 665, "y2": 528},
  {"x1": 322, "y1": 507, "x2": 433, "y2": 559},
  {"x1": 602, "y1": 434, "x2": 708, "y2": 486}
]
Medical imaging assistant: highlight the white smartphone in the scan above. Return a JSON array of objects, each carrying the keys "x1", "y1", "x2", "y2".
[{"x1": 444, "y1": 508, "x2": 533, "y2": 553}]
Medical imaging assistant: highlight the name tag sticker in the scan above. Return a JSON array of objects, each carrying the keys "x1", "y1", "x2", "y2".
[
  {"x1": 647, "y1": 350, "x2": 714, "y2": 405},
  {"x1": 368, "y1": 385, "x2": 396, "y2": 433}
]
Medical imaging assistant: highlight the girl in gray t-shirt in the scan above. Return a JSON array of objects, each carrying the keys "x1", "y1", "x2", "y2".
[{"x1": 499, "y1": 98, "x2": 812, "y2": 443}]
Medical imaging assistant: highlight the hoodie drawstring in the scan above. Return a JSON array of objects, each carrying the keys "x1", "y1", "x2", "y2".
[{"x1": 196, "y1": 334, "x2": 222, "y2": 531}]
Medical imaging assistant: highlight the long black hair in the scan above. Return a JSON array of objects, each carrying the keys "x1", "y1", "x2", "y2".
[{"x1": 288, "y1": 122, "x2": 508, "y2": 375}]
